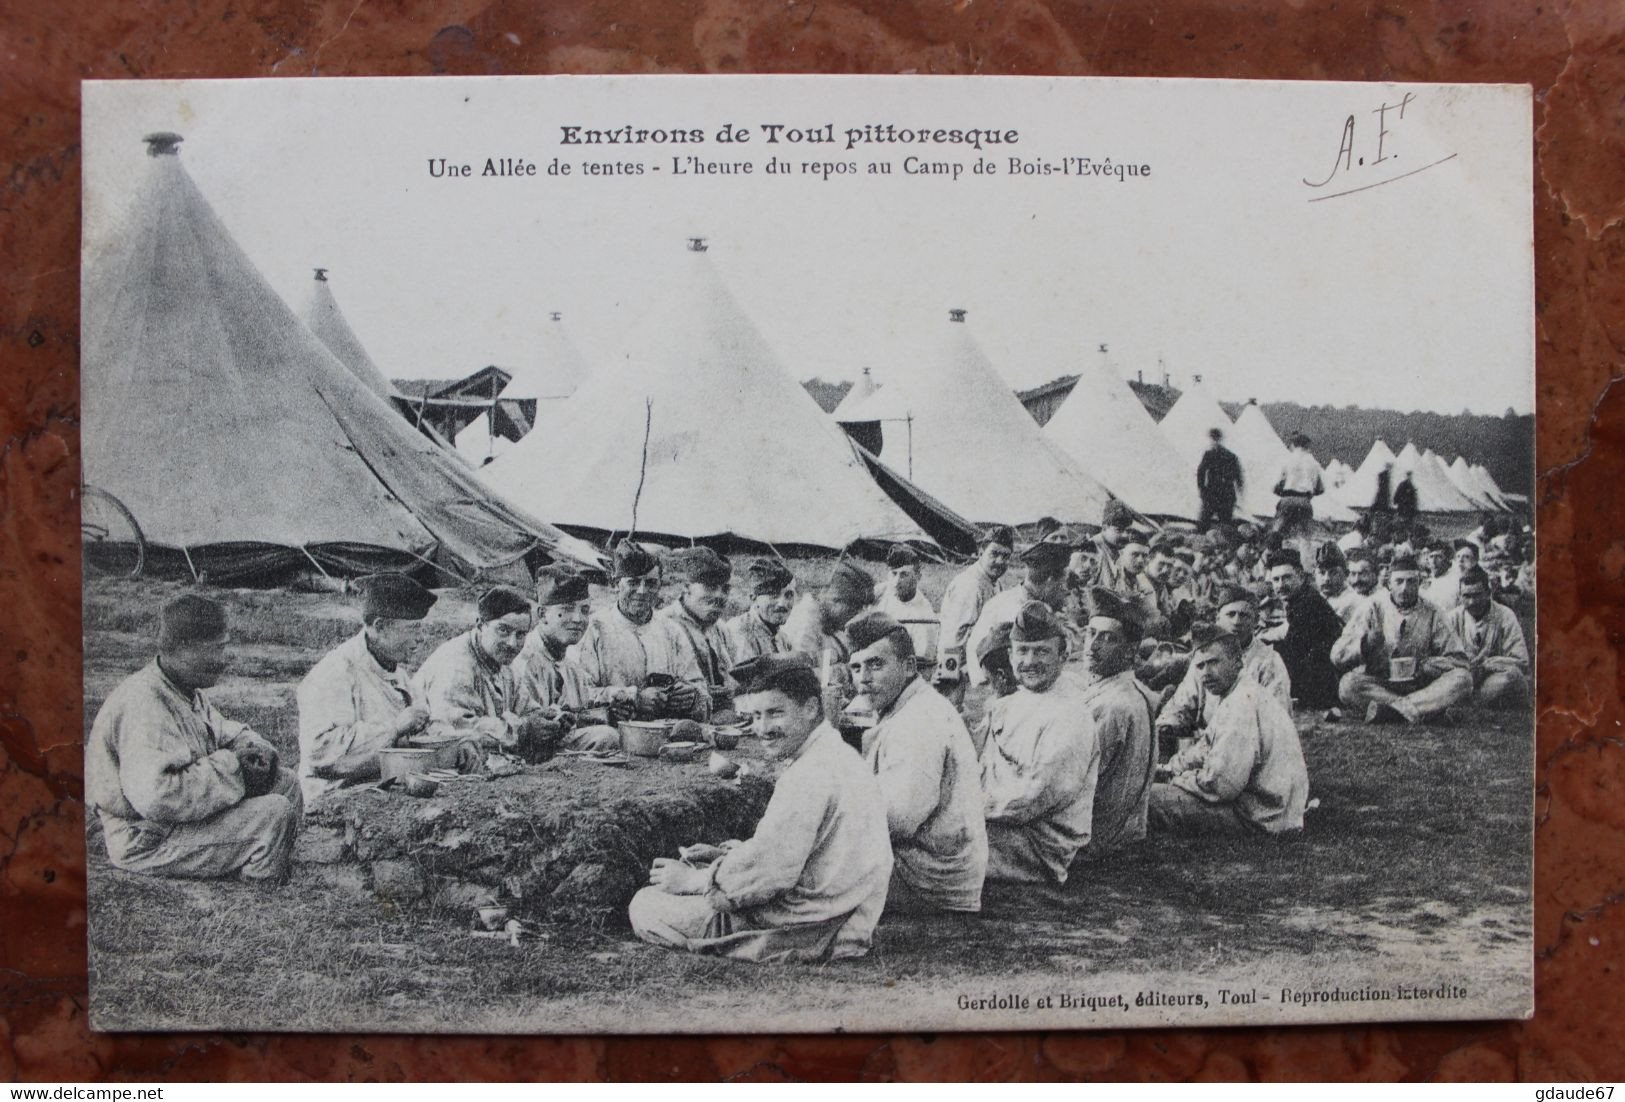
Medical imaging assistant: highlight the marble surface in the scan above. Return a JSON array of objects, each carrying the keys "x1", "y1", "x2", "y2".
[{"x1": 3, "y1": 0, "x2": 1622, "y2": 1081}]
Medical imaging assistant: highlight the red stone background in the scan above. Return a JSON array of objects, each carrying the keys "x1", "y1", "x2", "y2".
[{"x1": 3, "y1": 0, "x2": 1621, "y2": 1082}]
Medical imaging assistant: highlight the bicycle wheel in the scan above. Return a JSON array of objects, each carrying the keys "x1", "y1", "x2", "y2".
[{"x1": 81, "y1": 485, "x2": 146, "y2": 578}]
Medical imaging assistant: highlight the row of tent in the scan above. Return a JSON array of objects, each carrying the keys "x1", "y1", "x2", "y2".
[{"x1": 83, "y1": 132, "x2": 1520, "y2": 582}]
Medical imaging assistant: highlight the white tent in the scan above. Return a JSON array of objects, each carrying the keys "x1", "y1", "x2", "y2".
[
  {"x1": 1042, "y1": 357, "x2": 1199, "y2": 520},
  {"x1": 1323, "y1": 458, "x2": 1351, "y2": 489},
  {"x1": 1445, "y1": 455, "x2": 1498, "y2": 511},
  {"x1": 830, "y1": 309, "x2": 1113, "y2": 526},
  {"x1": 82, "y1": 132, "x2": 602, "y2": 579},
  {"x1": 1391, "y1": 442, "x2": 1479, "y2": 513},
  {"x1": 1472, "y1": 463, "x2": 1517, "y2": 510},
  {"x1": 480, "y1": 240, "x2": 938, "y2": 548},
  {"x1": 1229, "y1": 402, "x2": 1356, "y2": 523},
  {"x1": 1158, "y1": 377, "x2": 1235, "y2": 468},
  {"x1": 501, "y1": 312, "x2": 589, "y2": 401},
  {"x1": 1334, "y1": 439, "x2": 1399, "y2": 510},
  {"x1": 831, "y1": 366, "x2": 879, "y2": 420},
  {"x1": 455, "y1": 412, "x2": 512, "y2": 466},
  {"x1": 302, "y1": 268, "x2": 402, "y2": 402}
]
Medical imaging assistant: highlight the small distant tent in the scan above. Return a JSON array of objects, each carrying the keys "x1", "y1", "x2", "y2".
[
  {"x1": 834, "y1": 309, "x2": 1113, "y2": 526},
  {"x1": 1388, "y1": 443, "x2": 1479, "y2": 513},
  {"x1": 1472, "y1": 463, "x2": 1517, "y2": 511},
  {"x1": 1334, "y1": 439, "x2": 1399, "y2": 511},
  {"x1": 831, "y1": 367, "x2": 883, "y2": 455},
  {"x1": 1042, "y1": 356, "x2": 1199, "y2": 520},
  {"x1": 1446, "y1": 456, "x2": 1497, "y2": 511},
  {"x1": 458, "y1": 313, "x2": 592, "y2": 465},
  {"x1": 481, "y1": 239, "x2": 947, "y2": 550},
  {"x1": 1157, "y1": 376, "x2": 1235, "y2": 469},
  {"x1": 1323, "y1": 458, "x2": 1351, "y2": 490},
  {"x1": 82, "y1": 132, "x2": 603, "y2": 581},
  {"x1": 832, "y1": 366, "x2": 879, "y2": 420},
  {"x1": 302, "y1": 268, "x2": 402, "y2": 403}
]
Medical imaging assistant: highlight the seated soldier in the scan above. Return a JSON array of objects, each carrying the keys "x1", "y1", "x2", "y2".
[
  {"x1": 1158, "y1": 585, "x2": 1292, "y2": 751},
  {"x1": 967, "y1": 622, "x2": 1018, "y2": 758},
  {"x1": 1150, "y1": 625, "x2": 1309, "y2": 837},
  {"x1": 722, "y1": 558, "x2": 795, "y2": 661},
  {"x1": 297, "y1": 573, "x2": 483, "y2": 808},
  {"x1": 936, "y1": 526, "x2": 1015, "y2": 706},
  {"x1": 1073, "y1": 589, "x2": 1159, "y2": 856},
  {"x1": 1262, "y1": 548, "x2": 1343, "y2": 711},
  {"x1": 575, "y1": 541, "x2": 705, "y2": 721},
  {"x1": 846, "y1": 611, "x2": 987, "y2": 913},
  {"x1": 979, "y1": 603, "x2": 1101, "y2": 885},
  {"x1": 1315, "y1": 544, "x2": 1366, "y2": 622},
  {"x1": 628, "y1": 654, "x2": 893, "y2": 963},
  {"x1": 784, "y1": 559, "x2": 876, "y2": 720},
  {"x1": 414, "y1": 586, "x2": 561, "y2": 760},
  {"x1": 510, "y1": 566, "x2": 622, "y2": 752},
  {"x1": 1332, "y1": 553, "x2": 1473, "y2": 724},
  {"x1": 86, "y1": 594, "x2": 302, "y2": 883},
  {"x1": 1447, "y1": 566, "x2": 1531, "y2": 710},
  {"x1": 660, "y1": 548, "x2": 736, "y2": 718}
]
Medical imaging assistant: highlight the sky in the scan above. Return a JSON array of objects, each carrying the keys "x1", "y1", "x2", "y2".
[{"x1": 83, "y1": 76, "x2": 1534, "y2": 415}]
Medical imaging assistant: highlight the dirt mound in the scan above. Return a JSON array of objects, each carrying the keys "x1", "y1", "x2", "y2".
[{"x1": 309, "y1": 752, "x2": 775, "y2": 927}]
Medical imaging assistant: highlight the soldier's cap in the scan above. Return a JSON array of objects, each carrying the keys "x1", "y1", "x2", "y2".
[
  {"x1": 730, "y1": 652, "x2": 820, "y2": 698},
  {"x1": 1264, "y1": 547, "x2": 1303, "y2": 571},
  {"x1": 745, "y1": 557, "x2": 794, "y2": 596},
  {"x1": 827, "y1": 560, "x2": 876, "y2": 605},
  {"x1": 1289, "y1": 431, "x2": 1312, "y2": 448},
  {"x1": 611, "y1": 539, "x2": 660, "y2": 580},
  {"x1": 680, "y1": 546, "x2": 732, "y2": 587},
  {"x1": 476, "y1": 585, "x2": 532, "y2": 622},
  {"x1": 1314, "y1": 543, "x2": 1347, "y2": 570},
  {"x1": 1019, "y1": 540, "x2": 1072, "y2": 573},
  {"x1": 1149, "y1": 532, "x2": 1182, "y2": 556},
  {"x1": 159, "y1": 593, "x2": 228, "y2": 648},
  {"x1": 1102, "y1": 500, "x2": 1136, "y2": 529},
  {"x1": 885, "y1": 545, "x2": 920, "y2": 570},
  {"x1": 1210, "y1": 583, "x2": 1257, "y2": 612},
  {"x1": 975, "y1": 621, "x2": 1014, "y2": 664},
  {"x1": 1085, "y1": 587, "x2": 1144, "y2": 641},
  {"x1": 1451, "y1": 538, "x2": 1478, "y2": 554},
  {"x1": 979, "y1": 524, "x2": 1016, "y2": 550},
  {"x1": 534, "y1": 565, "x2": 591, "y2": 608},
  {"x1": 846, "y1": 609, "x2": 910, "y2": 656},
  {"x1": 1389, "y1": 553, "x2": 1421, "y2": 574},
  {"x1": 1189, "y1": 621, "x2": 1244, "y2": 655},
  {"x1": 355, "y1": 572, "x2": 437, "y2": 622},
  {"x1": 1042, "y1": 524, "x2": 1087, "y2": 549},
  {"x1": 1010, "y1": 600, "x2": 1066, "y2": 644}
]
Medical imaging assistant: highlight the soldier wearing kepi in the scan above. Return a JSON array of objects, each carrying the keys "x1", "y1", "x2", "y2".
[
  {"x1": 660, "y1": 547, "x2": 736, "y2": 718},
  {"x1": 297, "y1": 573, "x2": 470, "y2": 808},
  {"x1": 846, "y1": 610, "x2": 987, "y2": 913},
  {"x1": 415, "y1": 586, "x2": 562, "y2": 761},
  {"x1": 722, "y1": 558, "x2": 795, "y2": 662},
  {"x1": 628, "y1": 653, "x2": 893, "y2": 963},
  {"x1": 1332, "y1": 553, "x2": 1473, "y2": 725},
  {"x1": 87, "y1": 594, "x2": 302, "y2": 883},
  {"x1": 979, "y1": 603, "x2": 1101, "y2": 884},
  {"x1": 510, "y1": 566, "x2": 623, "y2": 753},
  {"x1": 965, "y1": 540, "x2": 1073, "y2": 686},
  {"x1": 575, "y1": 540, "x2": 706, "y2": 721}
]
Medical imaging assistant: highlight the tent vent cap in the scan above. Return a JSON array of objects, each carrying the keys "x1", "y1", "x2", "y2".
[
  {"x1": 948, "y1": 308, "x2": 966, "y2": 323},
  {"x1": 144, "y1": 132, "x2": 184, "y2": 156},
  {"x1": 549, "y1": 311, "x2": 562, "y2": 322},
  {"x1": 313, "y1": 267, "x2": 328, "y2": 282},
  {"x1": 687, "y1": 236, "x2": 708, "y2": 252}
]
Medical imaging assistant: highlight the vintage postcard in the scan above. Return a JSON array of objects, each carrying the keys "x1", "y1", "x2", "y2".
[{"x1": 80, "y1": 75, "x2": 1534, "y2": 1034}]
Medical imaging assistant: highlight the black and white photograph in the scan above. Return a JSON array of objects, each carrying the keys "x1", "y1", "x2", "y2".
[{"x1": 79, "y1": 74, "x2": 1534, "y2": 1034}]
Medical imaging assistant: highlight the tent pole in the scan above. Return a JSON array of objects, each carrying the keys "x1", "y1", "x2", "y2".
[
  {"x1": 299, "y1": 545, "x2": 334, "y2": 580},
  {"x1": 180, "y1": 545, "x2": 200, "y2": 584}
]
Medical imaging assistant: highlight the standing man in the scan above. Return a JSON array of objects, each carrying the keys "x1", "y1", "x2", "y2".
[
  {"x1": 575, "y1": 541, "x2": 704, "y2": 721},
  {"x1": 878, "y1": 545, "x2": 939, "y2": 667},
  {"x1": 1149, "y1": 625, "x2": 1309, "y2": 837},
  {"x1": 660, "y1": 547, "x2": 736, "y2": 719},
  {"x1": 1197, "y1": 427, "x2": 1244, "y2": 534},
  {"x1": 510, "y1": 566, "x2": 623, "y2": 752},
  {"x1": 1332, "y1": 553, "x2": 1473, "y2": 724},
  {"x1": 1447, "y1": 567, "x2": 1531, "y2": 710},
  {"x1": 1262, "y1": 548, "x2": 1343, "y2": 711},
  {"x1": 722, "y1": 558, "x2": 795, "y2": 662},
  {"x1": 979, "y1": 603, "x2": 1101, "y2": 884},
  {"x1": 936, "y1": 525, "x2": 1014, "y2": 700},
  {"x1": 416, "y1": 586, "x2": 560, "y2": 758},
  {"x1": 628, "y1": 654, "x2": 892, "y2": 963},
  {"x1": 1074, "y1": 590, "x2": 1159, "y2": 856},
  {"x1": 966, "y1": 541, "x2": 1073, "y2": 685},
  {"x1": 1272, "y1": 432, "x2": 1324, "y2": 543},
  {"x1": 785, "y1": 559, "x2": 876, "y2": 720},
  {"x1": 86, "y1": 594, "x2": 301, "y2": 883},
  {"x1": 297, "y1": 573, "x2": 454, "y2": 808},
  {"x1": 846, "y1": 611, "x2": 987, "y2": 913},
  {"x1": 1394, "y1": 470, "x2": 1420, "y2": 526}
]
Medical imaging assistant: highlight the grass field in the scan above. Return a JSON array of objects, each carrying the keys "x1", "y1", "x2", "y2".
[{"x1": 81, "y1": 568, "x2": 1534, "y2": 1034}]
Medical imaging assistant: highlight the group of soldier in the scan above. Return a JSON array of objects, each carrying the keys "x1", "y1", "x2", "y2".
[{"x1": 86, "y1": 474, "x2": 1531, "y2": 966}]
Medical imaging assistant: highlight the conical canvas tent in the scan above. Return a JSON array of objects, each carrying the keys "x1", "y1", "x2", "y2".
[
  {"x1": 82, "y1": 132, "x2": 603, "y2": 581},
  {"x1": 302, "y1": 268, "x2": 401, "y2": 402},
  {"x1": 481, "y1": 239, "x2": 941, "y2": 549},
  {"x1": 1334, "y1": 439, "x2": 1398, "y2": 510},
  {"x1": 1473, "y1": 463, "x2": 1517, "y2": 510},
  {"x1": 1447, "y1": 456, "x2": 1498, "y2": 511},
  {"x1": 832, "y1": 366, "x2": 879, "y2": 420},
  {"x1": 501, "y1": 312, "x2": 590, "y2": 401},
  {"x1": 1323, "y1": 458, "x2": 1351, "y2": 490},
  {"x1": 1229, "y1": 402, "x2": 1356, "y2": 523},
  {"x1": 1389, "y1": 442, "x2": 1479, "y2": 513},
  {"x1": 455, "y1": 412, "x2": 513, "y2": 466},
  {"x1": 1042, "y1": 357, "x2": 1199, "y2": 520},
  {"x1": 839, "y1": 310, "x2": 1113, "y2": 526},
  {"x1": 1158, "y1": 377, "x2": 1235, "y2": 467}
]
